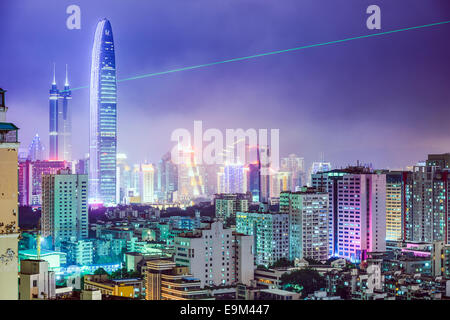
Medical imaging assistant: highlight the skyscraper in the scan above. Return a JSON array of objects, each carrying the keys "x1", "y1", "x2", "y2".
[
  {"x1": 49, "y1": 65, "x2": 59, "y2": 161},
  {"x1": 156, "y1": 152, "x2": 178, "y2": 203},
  {"x1": 48, "y1": 65, "x2": 72, "y2": 162},
  {"x1": 27, "y1": 134, "x2": 45, "y2": 161},
  {"x1": 58, "y1": 65, "x2": 72, "y2": 162},
  {"x1": 139, "y1": 163, "x2": 155, "y2": 204},
  {"x1": 385, "y1": 172, "x2": 403, "y2": 241},
  {"x1": 218, "y1": 163, "x2": 247, "y2": 194},
  {"x1": 89, "y1": 19, "x2": 118, "y2": 206},
  {"x1": 280, "y1": 154, "x2": 305, "y2": 190}
]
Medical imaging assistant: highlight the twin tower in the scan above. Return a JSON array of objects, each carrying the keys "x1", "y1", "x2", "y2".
[
  {"x1": 49, "y1": 64, "x2": 72, "y2": 162},
  {"x1": 49, "y1": 18, "x2": 117, "y2": 207}
]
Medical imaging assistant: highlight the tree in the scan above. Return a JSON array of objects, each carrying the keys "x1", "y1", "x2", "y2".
[
  {"x1": 335, "y1": 285, "x2": 351, "y2": 300},
  {"x1": 280, "y1": 268, "x2": 326, "y2": 297},
  {"x1": 93, "y1": 268, "x2": 109, "y2": 276},
  {"x1": 269, "y1": 258, "x2": 294, "y2": 269},
  {"x1": 110, "y1": 267, "x2": 141, "y2": 280},
  {"x1": 304, "y1": 257, "x2": 323, "y2": 265}
]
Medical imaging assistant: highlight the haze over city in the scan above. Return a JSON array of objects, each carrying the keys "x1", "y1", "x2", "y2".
[{"x1": 1, "y1": 0, "x2": 450, "y2": 168}]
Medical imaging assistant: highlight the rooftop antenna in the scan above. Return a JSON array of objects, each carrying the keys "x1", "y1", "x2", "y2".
[
  {"x1": 52, "y1": 63, "x2": 56, "y2": 85},
  {"x1": 65, "y1": 64, "x2": 69, "y2": 87}
]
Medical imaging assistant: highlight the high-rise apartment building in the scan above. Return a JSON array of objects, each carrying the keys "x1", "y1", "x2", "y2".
[
  {"x1": 41, "y1": 169, "x2": 88, "y2": 248},
  {"x1": 312, "y1": 167, "x2": 386, "y2": 262},
  {"x1": 280, "y1": 188, "x2": 329, "y2": 262},
  {"x1": 214, "y1": 193, "x2": 251, "y2": 221},
  {"x1": 217, "y1": 164, "x2": 247, "y2": 194},
  {"x1": 385, "y1": 172, "x2": 403, "y2": 241},
  {"x1": 174, "y1": 221, "x2": 254, "y2": 287},
  {"x1": 89, "y1": 18, "x2": 118, "y2": 206},
  {"x1": 404, "y1": 154, "x2": 450, "y2": 243},
  {"x1": 308, "y1": 161, "x2": 332, "y2": 186},
  {"x1": 236, "y1": 211, "x2": 289, "y2": 267},
  {"x1": 0, "y1": 88, "x2": 20, "y2": 300}
]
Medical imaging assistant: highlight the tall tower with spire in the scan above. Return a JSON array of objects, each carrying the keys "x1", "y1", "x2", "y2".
[
  {"x1": 49, "y1": 64, "x2": 72, "y2": 162},
  {"x1": 49, "y1": 64, "x2": 59, "y2": 160},
  {"x1": 58, "y1": 64, "x2": 72, "y2": 162},
  {"x1": 89, "y1": 19, "x2": 118, "y2": 206}
]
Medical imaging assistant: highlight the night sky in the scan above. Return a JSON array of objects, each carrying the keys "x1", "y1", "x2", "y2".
[{"x1": 1, "y1": 0, "x2": 450, "y2": 170}]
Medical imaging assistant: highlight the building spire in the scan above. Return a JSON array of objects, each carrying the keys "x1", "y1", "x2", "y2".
[
  {"x1": 65, "y1": 64, "x2": 69, "y2": 87},
  {"x1": 52, "y1": 63, "x2": 56, "y2": 85}
]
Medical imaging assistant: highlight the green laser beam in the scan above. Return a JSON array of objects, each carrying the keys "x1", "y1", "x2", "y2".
[{"x1": 69, "y1": 20, "x2": 450, "y2": 92}]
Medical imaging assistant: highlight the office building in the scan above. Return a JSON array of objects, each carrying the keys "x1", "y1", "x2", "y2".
[
  {"x1": 89, "y1": 18, "x2": 118, "y2": 206},
  {"x1": 49, "y1": 65, "x2": 72, "y2": 162},
  {"x1": 27, "y1": 134, "x2": 45, "y2": 161},
  {"x1": 156, "y1": 152, "x2": 178, "y2": 203},
  {"x1": 139, "y1": 163, "x2": 155, "y2": 204},
  {"x1": 218, "y1": 163, "x2": 247, "y2": 194},
  {"x1": 404, "y1": 154, "x2": 450, "y2": 243},
  {"x1": 58, "y1": 65, "x2": 72, "y2": 162},
  {"x1": 280, "y1": 154, "x2": 305, "y2": 190}
]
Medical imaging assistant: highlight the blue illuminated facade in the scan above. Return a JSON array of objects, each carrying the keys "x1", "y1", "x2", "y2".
[
  {"x1": 89, "y1": 19, "x2": 117, "y2": 206},
  {"x1": 49, "y1": 65, "x2": 59, "y2": 160},
  {"x1": 49, "y1": 65, "x2": 72, "y2": 162}
]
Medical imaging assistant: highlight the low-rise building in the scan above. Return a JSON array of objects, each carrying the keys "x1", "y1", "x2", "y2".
[{"x1": 145, "y1": 259, "x2": 212, "y2": 300}]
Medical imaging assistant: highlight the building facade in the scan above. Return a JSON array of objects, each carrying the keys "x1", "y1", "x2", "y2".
[
  {"x1": 89, "y1": 18, "x2": 118, "y2": 206},
  {"x1": 174, "y1": 221, "x2": 254, "y2": 287},
  {"x1": 236, "y1": 211, "x2": 289, "y2": 267},
  {"x1": 312, "y1": 167, "x2": 386, "y2": 262},
  {"x1": 145, "y1": 259, "x2": 211, "y2": 300},
  {"x1": 280, "y1": 188, "x2": 329, "y2": 262},
  {"x1": 41, "y1": 169, "x2": 88, "y2": 248},
  {"x1": 0, "y1": 88, "x2": 20, "y2": 300}
]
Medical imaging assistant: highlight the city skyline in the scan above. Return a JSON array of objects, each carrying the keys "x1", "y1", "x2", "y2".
[{"x1": 1, "y1": 0, "x2": 450, "y2": 170}]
